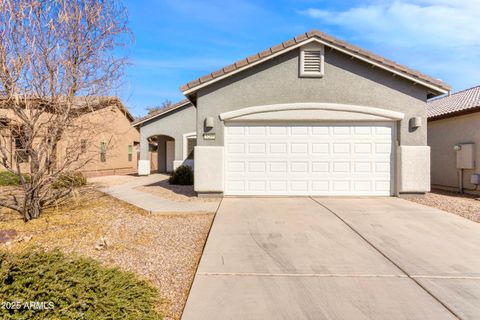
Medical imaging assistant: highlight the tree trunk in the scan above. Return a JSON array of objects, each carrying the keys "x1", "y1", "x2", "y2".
[{"x1": 23, "y1": 188, "x2": 41, "y2": 221}]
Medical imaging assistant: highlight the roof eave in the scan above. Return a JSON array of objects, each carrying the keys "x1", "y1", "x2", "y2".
[
  {"x1": 132, "y1": 100, "x2": 192, "y2": 127},
  {"x1": 181, "y1": 37, "x2": 450, "y2": 97},
  {"x1": 428, "y1": 105, "x2": 480, "y2": 121}
]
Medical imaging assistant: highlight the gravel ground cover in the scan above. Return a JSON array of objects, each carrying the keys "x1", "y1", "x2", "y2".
[
  {"x1": 136, "y1": 177, "x2": 218, "y2": 203},
  {"x1": 407, "y1": 189, "x2": 480, "y2": 223},
  {"x1": 88, "y1": 174, "x2": 138, "y2": 187},
  {"x1": 0, "y1": 187, "x2": 214, "y2": 320}
]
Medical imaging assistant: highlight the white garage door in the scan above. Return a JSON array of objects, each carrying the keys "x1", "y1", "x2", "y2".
[{"x1": 224, "y1": 123, "x2": 395, "y2": 196}]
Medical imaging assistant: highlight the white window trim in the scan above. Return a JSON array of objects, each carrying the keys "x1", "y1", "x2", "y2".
[{"x1": 182, "y1": 132, "x2": 197, "y2": 160}]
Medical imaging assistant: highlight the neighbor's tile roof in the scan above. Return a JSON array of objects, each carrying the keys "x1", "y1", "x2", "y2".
[
  {"x1": 427, "y1": 86, "x2": 480, "y2": 119},
  {"x1": 0, "y1": 95, "x2": 134, "y2": 122},
  {"x1": 132, "y1": 99, "x2": 191, "y2": 126},
  {"x1": 180, "y1": 29, "x2": 451, "y2": 94}
]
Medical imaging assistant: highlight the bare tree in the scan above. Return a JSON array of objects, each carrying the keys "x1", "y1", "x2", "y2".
[
  {"x1": 0, "y1": 0, "x2": 130, "y2": 220},
  {"x1": 145, "y1": 99, "x2": 173, "y2": 115}
]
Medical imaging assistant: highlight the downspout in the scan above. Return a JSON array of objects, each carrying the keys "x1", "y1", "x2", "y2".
[{"x1": 459, "y1": 169, "x2": 464, "y2": 194}]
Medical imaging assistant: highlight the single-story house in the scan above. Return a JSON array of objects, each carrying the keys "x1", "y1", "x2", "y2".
[
  {"x1": 427, "y1": 86, "x2": 480, "y2": 194},
  {"x1": 1, "y1": 97, "x2": 144, "y2": 177},
  {"x1": 136, "y1": 29, "x2": 451, "y2": 197}
]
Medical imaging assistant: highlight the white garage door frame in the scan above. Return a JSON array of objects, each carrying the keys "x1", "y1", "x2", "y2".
[{"x1": 223, "y1": 121, "x2": 397, "y2": 196}]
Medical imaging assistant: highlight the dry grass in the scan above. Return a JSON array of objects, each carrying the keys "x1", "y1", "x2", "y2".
[
  {"x1": 407, "y1": 189, "x2": 480, "y2": 223},
  {"x1": 0, "y1": 186, "x2": 214, "y2": 320}
]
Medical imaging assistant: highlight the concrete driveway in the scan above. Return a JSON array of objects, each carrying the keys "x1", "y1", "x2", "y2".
[{"x1": 182, "y1": 197, "x2": 480, "y2": 320}]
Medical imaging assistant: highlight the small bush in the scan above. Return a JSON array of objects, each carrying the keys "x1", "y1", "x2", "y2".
[
  {"x1": 0, "y1": 171, "x2": 30, "y2": 186},
  {"x1": 52, "y1": 171, "x2": 87, "y2": 189},
  {"x1": 168, "y1": 165, "x2": 193, "y2": 185},
  {"x1": 0, "y1": 249, "x2": 161, "y2": 320}
]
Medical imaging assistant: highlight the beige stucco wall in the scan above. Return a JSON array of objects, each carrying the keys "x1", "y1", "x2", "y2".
[
  {"x1": 62, "y1": 106, "x2": 140, "y2": 176},
  {"x1": 428, "y1": 112, "x2": 480, "y2": 191},
  {"x1": 0, "y1": 105, "x2": 140, "y2": 177}
]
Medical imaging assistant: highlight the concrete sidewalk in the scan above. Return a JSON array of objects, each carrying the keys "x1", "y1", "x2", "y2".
[
  {"x1": 100, "y1": 174, "x2": 220, "y2": 213},
  {"x1": 182, "y1": 197, "x2": 480, "y2": 319}
]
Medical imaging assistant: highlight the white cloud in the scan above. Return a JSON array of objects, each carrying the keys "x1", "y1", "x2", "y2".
[{"x1": 300, "y1": 1, "x2": 480, "y2": 90}]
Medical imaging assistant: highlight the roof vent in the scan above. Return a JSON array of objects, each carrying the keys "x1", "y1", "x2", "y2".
[{"x1": 300, "y1": 43, "x2": 324, "y2": 78}]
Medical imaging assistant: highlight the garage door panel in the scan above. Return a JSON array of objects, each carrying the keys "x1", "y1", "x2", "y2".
[
  {"x1": 225, "y1": 123, "x2": 394, "y2": 196},
  {"x1": 312, "y1": 161, "x2": 330, "y2": 173},
  {"x1": 228, "y1": 143, "x2": 245, "y2": 153},
  {"x1": 227, "y1": 161, "x2": 245, "y2": 173}
]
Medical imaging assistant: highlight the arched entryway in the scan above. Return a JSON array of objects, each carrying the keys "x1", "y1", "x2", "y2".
[{"x1": 146, "y1": 134, "x2": 175, "y2": 173}]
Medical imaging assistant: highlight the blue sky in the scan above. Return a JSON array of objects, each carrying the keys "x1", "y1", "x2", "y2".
[{"x1": 118, "y1": 0, "x2": 480, "y2": 117}]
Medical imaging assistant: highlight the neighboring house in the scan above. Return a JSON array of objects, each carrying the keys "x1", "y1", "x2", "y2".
[
  {"x1": 427, "y1": 86, "x2": 480, "y2": 194},
  {"x1": 132, "y1": 99, "x2": 196, "y2": 173},
  {"x1": 138, "y1": 29, "x2": 450, "y2": 197},
  {"x1": 0, "y1": 97, "x2": 141, "y2": 178}
]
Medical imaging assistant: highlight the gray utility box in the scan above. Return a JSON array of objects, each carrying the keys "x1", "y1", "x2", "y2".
[
  {"x1": 471, "y1": 174, "x2": 480, "y2": 185},
  {"x1": 456, "y1": 143, "x2": 475, "y2": 169}
]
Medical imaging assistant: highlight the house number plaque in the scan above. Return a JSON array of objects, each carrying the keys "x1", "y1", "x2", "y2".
[{"x1": 203, "y1": 133, "x2": 216, "y2": 140}]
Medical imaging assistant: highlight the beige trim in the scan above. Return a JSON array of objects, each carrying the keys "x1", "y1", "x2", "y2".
[
  {"x1": 219, "y1": 103, "x2": 405, "y2": 122},
  {"x1": 182, "y1": 131, "x2": 197, "y2": 160},
  {"x1": 138, "y1": 160, "x2": 151, "y2": 175},
  {"x1": 182, "y1": 38, "x2": 448, "y2": 96},
  {"x1": 299, "y1": 42, "x2": 324, "y2": 78}
]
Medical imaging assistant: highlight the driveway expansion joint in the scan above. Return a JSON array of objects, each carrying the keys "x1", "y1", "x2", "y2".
[
  {"x1": 309, "y1": 197, "x2": 463, "y2": 320},
  {"x1": 196, "y1": 272, "x2": 408, "y2": 278}
]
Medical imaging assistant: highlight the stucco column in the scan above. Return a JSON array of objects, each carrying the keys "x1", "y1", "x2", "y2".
[{"x1": 138, "y1": 130, "x2": 151, "y2": 175}]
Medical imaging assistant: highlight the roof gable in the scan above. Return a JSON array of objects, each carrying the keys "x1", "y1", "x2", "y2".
[
  {"x1": 180, "y1": 30, "x2": 450, "y2": 97},
  {"x1": 132, "y1": 99, "x2": 192, "y2": 127}
]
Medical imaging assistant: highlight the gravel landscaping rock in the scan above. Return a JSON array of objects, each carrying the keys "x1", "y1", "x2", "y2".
[
  {"x1": 136, "y1": 177, "x2": 218, "y2": 203},
  {"x1": 0, "y1": 187, "x2": 214, "y2": 320},
  {"x1": 88, "y1": 174, "x2": 139, "y2": 188},
  {"x1": 407, "y1": 189, "x2": 480, "y2": 223}
]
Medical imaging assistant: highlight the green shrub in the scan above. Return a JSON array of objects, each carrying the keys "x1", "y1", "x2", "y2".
[
  {"x1": 0, "y1": 249, "x2": 161, "y2": 320},
  {"x1": 0, "y1": 171, "x2": 30, "y2": 186},
  {"x1": 52, "y1": 171, "x2": 87, "y2": 189},
  {"x1": 168, "y1": 165, "x2": 193, "y2": 185}
]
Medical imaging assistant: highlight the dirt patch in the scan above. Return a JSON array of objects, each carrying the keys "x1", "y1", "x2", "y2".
[
  {"x1": 136, "y1": 178, "x2": 218, "y2": 202},
  {"x1": 88, "y1": 174, "x2": 138, "y2": 188},
  {"x1": 407, "y1": 189, "x2": 480, "y2": 223},
  {"x1": 0, "y1": 229, "x2": 17, "y2": 243},
  {"x1": 0, "y1": 187, "x2": 214, "y2": 320}
]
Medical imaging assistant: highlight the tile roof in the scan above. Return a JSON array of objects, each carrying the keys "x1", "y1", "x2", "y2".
[
  {"x1": 132, "y1": 99, "x2": 191, "y2": 126},
  {"x1": 180, "y1": 29, "x2": 451, "y2": 94},
  {"x1": 0, "y1": 96, "x2": 134, "y2": 122},
  {"x1": 427, "y1": 86, "x2": 480, "y2": 120}
]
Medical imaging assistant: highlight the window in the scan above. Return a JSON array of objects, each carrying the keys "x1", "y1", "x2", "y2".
[
  {"x1": 14, "y1": 126, "x2": 29, "y2": 164},
  {"x1": 299, "y1": 43, "x2": 324, "y2": 78},
  {"x1": 128, "y1": 144, "x2": 133, "y2": 162},
  {"x1": 0, "y1": 118, "x2": 9, "y2": 129},
  {"x1": 80, "y1": 139, "x2": 87, "y2": 154},
  {"x1": 100, "y1": 142, "x2": 106, "y2": 162},
  {"x1": 14, "y1": 136, "x2": 29, "y2": 163},
  {"x1": 186, "y1": 138, "x2": 196, "y2": 160}
]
